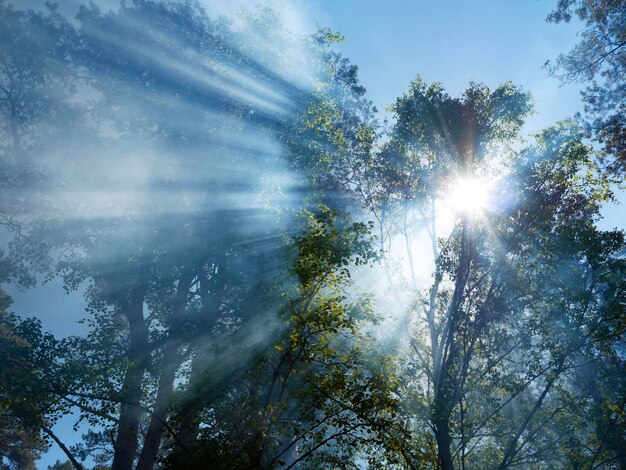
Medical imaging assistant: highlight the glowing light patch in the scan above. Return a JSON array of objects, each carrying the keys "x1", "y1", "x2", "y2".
[{"x1": 448, "y1": 177, "x2": 490, "y2": 213}]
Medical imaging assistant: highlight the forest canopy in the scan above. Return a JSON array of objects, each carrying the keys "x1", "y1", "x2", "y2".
[{"x1": 0, "y1": 1, "x2": 624, "y2": 469}]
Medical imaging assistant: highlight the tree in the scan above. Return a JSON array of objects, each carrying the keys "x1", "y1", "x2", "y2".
[
  {"x1": 546, "y1": 0, "x2": 626, "y2": 174},
  {"x1": 0, "y1": 1, "x2": 312, "y2": 466},
  {"x1": 162, "y1": 207, "x2": 402, "y2": 469},
  {"x1": 370, "y1": 77, "x2": 532, "y2": 469},
  {"x1": 0, "y1": 2, "x2": 390, "y2": 469},
  {"x1": 368, "y1": 78, "x2": 625, "y2": 469},
  {"x1": 0, "y1": 255, "x2": 83, "y2": 470},
  {"x1": 0, "y1": 288, "x2": 44, "y2": 469},
  {"x1": 1, "y1": 2, "x2": 624, "y2": 469}
]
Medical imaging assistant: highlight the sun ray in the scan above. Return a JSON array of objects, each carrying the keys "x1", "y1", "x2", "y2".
[{"x1": 447, "y1": 176, "x2": 491, "y2": 214}]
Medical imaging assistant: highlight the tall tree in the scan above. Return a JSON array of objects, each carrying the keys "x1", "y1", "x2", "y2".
[
  {"x1": 162, "y1": 208, "x2": 401, "y2": 469},
  {"x1": 370, "y1": 78, "x2": 625, "y2": 469},
  {"x1": 374, "y1": 77, "x2": 532, "y2": 469}
]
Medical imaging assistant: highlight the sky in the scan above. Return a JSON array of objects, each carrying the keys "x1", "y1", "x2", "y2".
[
  {"x1": 5, "y1": 0, "x2": 624, "y2": 467},
  {"x1": 294, "y1": 0, "x2": 585, "y2": 130}
]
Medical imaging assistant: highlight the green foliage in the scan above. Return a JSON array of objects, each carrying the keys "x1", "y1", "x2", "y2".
[
  {"x1": 294, "y1": 207, "x2": 379, "y2": 287},
  {"x1": 388, "y1": 78, "x2": 532, "y2": 165},
  {"x1": 0, "y1": 2, "x2": 624, "y2": 469},
  {"x1": 164, "y1": 208, "x2": 398, "y2": 469},
  {"x1": 0, "y1": 293, "x2": 53, "y2": 468},
  {"x1": 546, "y1": 0, "x2": 626, "y2": 174},
  {"x1": 47, "y1": 461, "x2": 75, "y2": 470}
]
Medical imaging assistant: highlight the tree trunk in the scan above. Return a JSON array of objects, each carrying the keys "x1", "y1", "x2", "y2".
[
  {"x1": 170, "y1": 351, "x2": 203, "y2": 459},
  {"x1": 136, "y1": 270, "x2": 194, "y2": 470},
  {"x1": 434, "y1": 422, "x2": 455, "y2": 470},
  {"x1": 430, "y1": 220, "x2": 472, "y2": 470},
  {"x1": 172, "y1": 263, "x2": 224, "y2": 460},
  {"x1": 112, "y1": 288, "x2": 149, "y2": 470}
]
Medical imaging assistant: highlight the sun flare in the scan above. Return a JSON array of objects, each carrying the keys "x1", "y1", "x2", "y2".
[{"x1": 448, "y1": 177, "x2": 490, "y2": 213}]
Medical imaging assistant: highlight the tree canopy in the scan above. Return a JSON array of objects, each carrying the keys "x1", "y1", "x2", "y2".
[
  {"x1": 546, "y1": 0, "x2": 626, "y2": 174},
  {"x1": 0, "y1": 1, "x2": 624, "y2": 469}
]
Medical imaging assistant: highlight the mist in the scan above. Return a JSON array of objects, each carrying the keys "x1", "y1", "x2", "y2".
[{"x1": 1, "y1": 1, "x2": 624, "y2": 469}]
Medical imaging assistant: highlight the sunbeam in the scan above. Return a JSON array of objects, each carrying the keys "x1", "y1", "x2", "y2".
[
  {"x1": 447, "y1": 176, "x2": 492, "y2": 214},
  {"x1": 1, "y1": 1, "x2": 624, "y2": 469}
]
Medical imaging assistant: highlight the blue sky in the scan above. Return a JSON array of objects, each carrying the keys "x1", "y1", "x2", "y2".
[
  {"x1": 300, "y1": 0, "x2": 583, "y2": 126},
  {"x1": 10, "y1": 0, "x2": 622, "y2": 467}
]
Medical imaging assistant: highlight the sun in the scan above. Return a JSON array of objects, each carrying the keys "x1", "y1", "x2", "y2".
[{"x1": 447, "y1": 177, "x2": 490, "y2": 213}]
